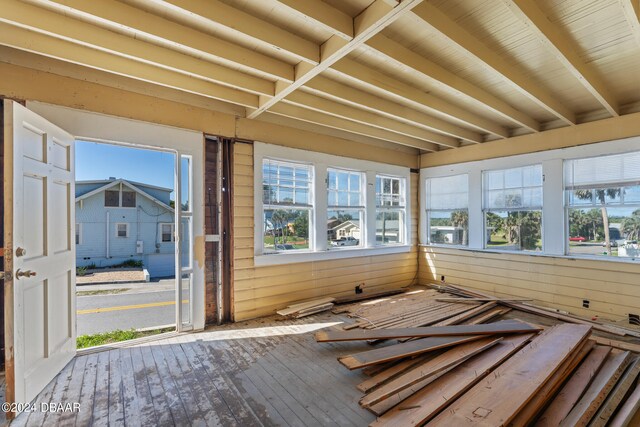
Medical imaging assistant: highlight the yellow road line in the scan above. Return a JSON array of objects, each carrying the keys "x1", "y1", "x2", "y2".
[{"x1": 77, "y1": 299, "x2": 189, "y2": 315}]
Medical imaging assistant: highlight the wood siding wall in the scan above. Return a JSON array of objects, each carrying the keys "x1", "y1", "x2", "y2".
[
  {"x1": 233, "y1": 142, "x2": 420, "y2": 321},
  {"x1": 418, "y1": 246, "x2": 640, "y2": 323}
]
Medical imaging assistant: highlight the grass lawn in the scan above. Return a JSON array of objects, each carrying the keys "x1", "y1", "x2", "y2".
[{"x1": 77, "y1": 327, "x2": 174, "y2": 349}]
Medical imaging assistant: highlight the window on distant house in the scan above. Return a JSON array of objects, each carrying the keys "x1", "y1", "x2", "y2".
[
  {"x1": 376, "y1": 175, "x2": 406, "y2": 245},
  {"x1": 116, "y1": 223, "x2": 129, "y2": 238},
  {"x1": 122, "y1": 191, "x2": 136, "y2": 208},
  {"x1": 327, "y1": 168, "x2": 364, "y2": 248},
  {"x1": 426, "y1": 174, "x2": 469, "y2": 246},
  {"x1": 75, "y1": 223, "x2": 81, "y2": 245},
  {"x1": 160, "y1": 223, "x2": 175, "y2": 243},
  {"x1": 565, "y1": 151, "x2": 640, "y2": 258},
  {"x1": 262, "y1": 158, "x2": 313, "y2": 253},
  {"x1": 483, "y1": 164, "x2": 543, "y2": 252},
  {"x1": 105, "y1": 190, "x2": 119, "y2": 207}
]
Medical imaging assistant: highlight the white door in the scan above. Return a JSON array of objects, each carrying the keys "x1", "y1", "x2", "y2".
[{"x1": 3, "y1": 100, "x2": 76, "y2": 406}]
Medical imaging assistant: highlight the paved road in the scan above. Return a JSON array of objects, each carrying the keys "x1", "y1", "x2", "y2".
[{"x1": 77, "y1": 288, "x2": 189, "y2": 335}]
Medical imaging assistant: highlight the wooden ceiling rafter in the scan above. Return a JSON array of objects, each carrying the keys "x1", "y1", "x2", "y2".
[
  {"x1": 620, "y1": 0, "x2": 640, "y2": 48},
  {"x1": 366, "y1": 34, "x2": 541, "y2": 132},
  {"x1": 245, "y1": 0, "x2": 427, "y2": 119},
  {"x1": 411, "y1": 2, "x2": 576, "y2": 126},
  {"x1": 502, "y1": 0, "x2": 620, "y2": 117}
]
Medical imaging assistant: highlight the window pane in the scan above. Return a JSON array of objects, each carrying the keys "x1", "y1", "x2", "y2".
[
  {"x1": 75, "y1": 224, "x2": 80, "y2": 245},
  {"x1": 484, "y1": 165, "x2": 542, "y2": 209},
  {"x1": 263, "y1": 209, "x2": 310, "y2": 252},
  {"x1": 485, "y1": 210, "x2": 542, "y2": 251},
  {"x1": 568, "y1": 207, "x2": 640, "y2": 258},
  {"x1": 429, "y1": 210, "x2": 468, "y2": 246},
  {"x1": 181, "y1": 273, "x2": 192, "y2": 325},
  {"x1": 263, "y1": 159, "x2": 312, "y2": 206},
  {"x1": 428, "y1": 175, "x2": 468, "y2": 210},
  {"x1": 181, "y1": 217, "x2": 192, "y2": 270},
  {"x1": 327, "y1": 169, "x2": 364, "y2": 208},
  {"x1": 376, "y1": 210, "x2": 404, "y2": 245},
  {"x1": 105, "y1": 190, "x2": 119, "y2": 207},
  {"x1": 624, "y1": 186, "x2": 640, "y2": 203},
  {"x1": 117, "y1": 224, "x2": 127, "y2": 237},
  {"x1": 122, "y1": 191, "x2": 136, "y2": 208},
  {"x1": 181, "y1": 156, "x2": 191, "y2": 212},
  {"x1": 328, "y1": 210, "x2": 362, "y2": 248},
  {"x1": 376, "y1": 175, "x2": 404, "y2": 207},
  {"x1": 162, "y1": 224, "x2": 173, "y2": 242}
]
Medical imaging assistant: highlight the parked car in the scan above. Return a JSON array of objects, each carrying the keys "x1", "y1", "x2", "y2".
[
  {"x1": 602, "y1": 240, "x2": 619, "y2": 248},
  {"x1": 275, "y1": 244, "x2": 295, "y2": 250},
  {"x1": 331, "y1": 236, "x2": 359, "y2": 246},
  {"x1": 569, "y1": 236, "x2": 586, "y2": 242}
]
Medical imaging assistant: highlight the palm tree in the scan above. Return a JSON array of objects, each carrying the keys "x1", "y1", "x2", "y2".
[
  {"x1": 621, "y1": 210, "x2": 640, "y2": 241},
  {"x1": 574, "y1": 189, "x2": 620, "y2": 254},
  {"x1": 451, "y1": 210, "x2": 469, "y2": 245}
]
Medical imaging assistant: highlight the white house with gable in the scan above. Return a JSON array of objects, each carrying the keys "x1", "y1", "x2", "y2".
[{"x1": 75, "y1": 178, "x2": 186, "y2": 278}]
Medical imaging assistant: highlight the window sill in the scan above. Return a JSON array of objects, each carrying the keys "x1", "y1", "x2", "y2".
[
  {"x1": 419, "y1": 244, "x2": 640, "y2": 264},
  {"x1": 254, "y1": 245, "x2": 412, "y2": 267}
]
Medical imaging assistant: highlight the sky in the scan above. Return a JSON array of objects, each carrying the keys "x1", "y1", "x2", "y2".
[{"x1": 75, "y1": 140, "x2": 175, "y2": 191}]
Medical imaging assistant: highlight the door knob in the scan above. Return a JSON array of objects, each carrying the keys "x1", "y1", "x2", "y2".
[
  {"x1": 15, "y1": 269, "x2": 36, "y2": 279},
  {"x1": 15, "y1": 247, "x2": 27, "y2": 257}
]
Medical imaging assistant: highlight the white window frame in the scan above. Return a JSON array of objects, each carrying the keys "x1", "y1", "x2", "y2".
[
  {"x1": 327, "y1": 167, "x2": 366, "y2": 250},
  {"x1": 375, "y1": 174, "x2": 407, "y2": 246},
  {"x1": 425, "y1": 174, "x2": 469, "y2": 247},
  {"x1": 115, "y1": 222, "x2": 129, "y2": 238},
  {"x1": 75, "y1": 223, "x2": 82, "y2": 245},
  {"x1": 482, "y1": 164, "x2": 544, "y2": 252},
  {"x1": 159, "y1": 222, "x2": 175, "y2": 243},
  {"x1": 262, "y1": 158, "x2": 315, "y2": 254},
  {"x1": 419, "y1": 135, "x2": 640, "y2": 263},
  {"x1": 254, "y1": 142, "x2": 411, "y2": 266}
]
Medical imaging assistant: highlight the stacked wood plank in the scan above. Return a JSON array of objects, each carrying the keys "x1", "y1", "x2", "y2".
[
  {"x1": 276, "y1": 297, "x2": 335, "y2": 319},
  {"x1": 316, "y1": 286, "x2": 640, "y2": 426}
]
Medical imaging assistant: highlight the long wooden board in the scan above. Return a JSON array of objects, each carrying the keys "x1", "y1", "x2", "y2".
[
  {"x1": 427, "y1": 324, "x2": 592, "y2": 427},
  {"x1": 316, "y1": 320, "x2": 539, "y2": 342},
  {"x1": 370, "y1": 333, "x2": 535, "y2": 426},
  {"x1": 338, "y1": 335, "x2": 485, "y2": 370},
  {"x1": 360, "y1": 337, "x2": 501, "y2": 408},
  {"x1": 509, "y1": 340, "x2": 595, "y2": 426},
  {"x1": 357, "y1": 355, "x2": 431, "y2": 393},
  {"x1": 276, "y1": 297, "x2": 335, "y2": 316},
  {"x1": 535, "y1": 345, "x2": 611, "y2": 427},
  {"x1": 560, "y1": 350, "x2": 633, "y2": 427},
  {"x1": 608, "y1": 382, "x2": 640, "y2": 427},
  {"x1": 589, "y1": 357, "x2": 640, "y2": 427}
]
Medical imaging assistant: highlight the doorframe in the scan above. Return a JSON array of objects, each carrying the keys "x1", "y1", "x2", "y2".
[{"x1": 26, "y1": 101, "x2": 207, "y2": 331}]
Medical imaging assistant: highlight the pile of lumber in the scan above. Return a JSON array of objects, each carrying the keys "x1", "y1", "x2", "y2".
[
  {"x1": 316, "y1": 286, "x2": 640, "y2": 425},
  {"x1": 276, "y1": 297, "x2": 335, "y2": 319}
]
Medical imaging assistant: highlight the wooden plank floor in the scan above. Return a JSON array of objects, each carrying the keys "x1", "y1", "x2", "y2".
[{"x1": 11, "y1": 313, "x2": 376, "y2": 426}]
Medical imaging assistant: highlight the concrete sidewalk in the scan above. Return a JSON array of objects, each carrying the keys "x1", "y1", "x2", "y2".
[{"x1": 76, "y1": 279, "x2": 176, "y2": 295}]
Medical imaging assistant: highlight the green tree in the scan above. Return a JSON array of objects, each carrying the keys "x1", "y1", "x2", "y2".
[
  {"x1": 292, "y1": 212, "x2": 309, "y2": 238},
  {"x1": 621, "y1": 209, "x2": 640, "y2": 241},
  {"x1": 451, "y1": 210, "x2": 469, "y2": 245},
  {"x1": 574, "y1": 189, "x2": 620, "y2": 254},
  {"x1": 271, "y1": 210, "x2": 291, "y2": 244}
]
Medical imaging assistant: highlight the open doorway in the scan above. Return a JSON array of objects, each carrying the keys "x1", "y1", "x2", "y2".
[{"x1": 74, "y1": 140, "x2": 192, "y2": 349}]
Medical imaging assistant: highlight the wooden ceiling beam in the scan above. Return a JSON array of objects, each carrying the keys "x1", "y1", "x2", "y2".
[
  {"x1": 1, "y1": 0, "x2": 274, "y2": 96},
  {"x1": 0, "y1": 22, "x2": 258, "y2": 108},
  {"x1": 26, "y1": 0, "x2": 294, "y2": 81},
  {"x1": 275, "y1": 0, "x2": 353, "y2": 40},
  {"x1": 267, "y1": 103, "x2": 439, "y2": 152},
  {"x1": 285, "y1": 91, "x2": 459, "y2": 148},
  {"x1": 620, "y1": 0, "x2": 640, "y2": 48},
  {"x1": 411, "y1": 2, "x2": 576, "y2": 126},
  {"x1": 306, "y1": 76, "x2": 482, "y2": 143},
  {"x1": 367, "y1": 34, "x2": 541, "y2": 132},
  {"x1": 160, "y1": 0, "x2": 319, "y2": 64},
  {"x1": 503, "y1": 0, "x2": 620, "y2": 117},
  {"x1": 247, "y1": 0, "x2": 426, "y2": 119},
  {"x1": 332, "y1": 59, "x2": 510, "y2": 139}
]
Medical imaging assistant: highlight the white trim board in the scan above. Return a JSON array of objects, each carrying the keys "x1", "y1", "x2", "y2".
[
  {"x1": 27, "y1": 101, "x2": 207, "y2": 331},
  {"x1": 253, "y1": 141, "x2": 412, "y2": 265}
]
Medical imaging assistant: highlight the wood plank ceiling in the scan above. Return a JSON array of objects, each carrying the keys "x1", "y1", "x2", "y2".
[{"x1": 0, "y1": 0, "x2": 639, "y2": 153}]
